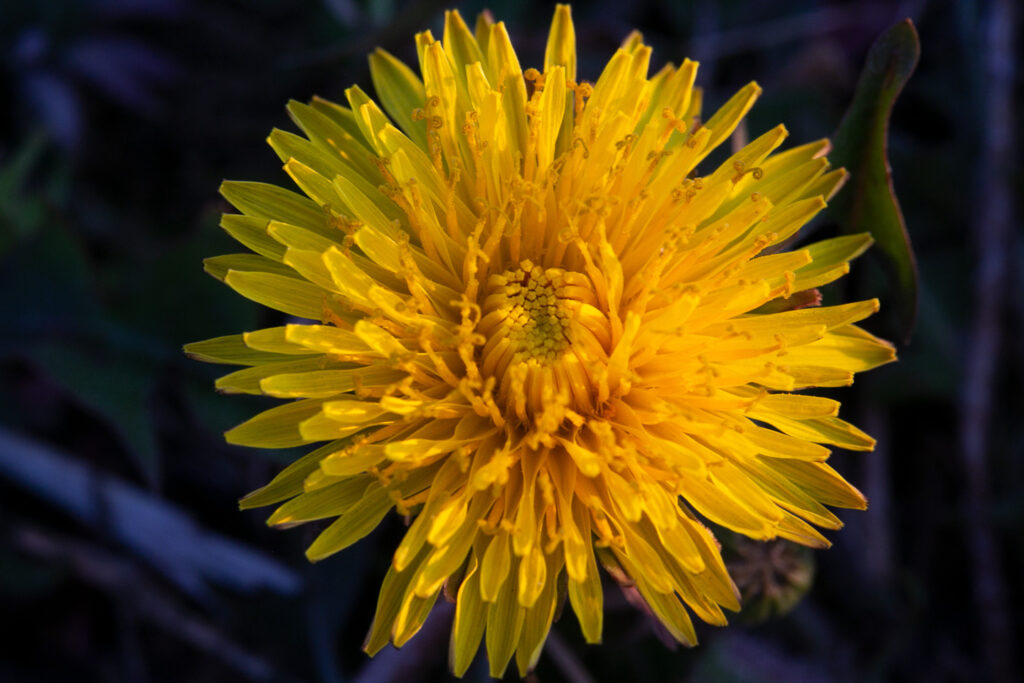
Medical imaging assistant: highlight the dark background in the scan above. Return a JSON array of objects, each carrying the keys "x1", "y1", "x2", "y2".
[{"x1": 1, "y1": 0, "x2": 1020, "y2": 681}]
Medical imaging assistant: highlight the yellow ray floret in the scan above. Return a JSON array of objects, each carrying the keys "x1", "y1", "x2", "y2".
[{"x1": 186, "y1": 4, "x2": 895, "y2": 678}]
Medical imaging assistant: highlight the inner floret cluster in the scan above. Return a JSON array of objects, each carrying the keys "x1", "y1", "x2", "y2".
[{"x1": 486, "y1": 261, "x2": 574, "y2": 365}]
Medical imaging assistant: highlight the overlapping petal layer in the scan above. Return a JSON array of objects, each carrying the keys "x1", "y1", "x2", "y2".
[{"x1": 188, "y1": 5, "x2": 894, "y2": 677}]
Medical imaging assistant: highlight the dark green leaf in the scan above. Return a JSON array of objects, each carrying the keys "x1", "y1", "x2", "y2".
[{"x1": 830, "y1": 19, "x2": 921, "y2": 344}]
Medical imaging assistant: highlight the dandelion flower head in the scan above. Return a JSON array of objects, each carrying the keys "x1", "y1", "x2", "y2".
[{"x1": 187, "y1": 5, "x2": 895, "y2": 677}]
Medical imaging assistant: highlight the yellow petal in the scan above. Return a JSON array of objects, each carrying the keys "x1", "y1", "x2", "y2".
[
  {"x1": 516, "y1": 544, "x2": 547, "y2": 608},
  {"x1": 515, "y1": 550, "x2": 563, "y2": 675},
  {"x1": 544, "y1": 4, "x2": 576, "y2": 82},
  {"x1": 702, "y1": 81, "x2": 761, "y2": 151},
  {"x1": 238, "y1": 439, "x2": 352, "y2": 509},
  {"x1": 225, "y1": 398, "x2": 329, "y2": 448},
  {"x1": 369, "y1": 48, "x2": 428, "y2": 148},
  {"x1": 480, "y1": 531, "x2": 512, "y2": 602},
  {"x1": 306, "y1": 483, "x2": 394, "y2": 561},
  {"x1": 204, "y1": 253, "x2": 296, "y2": 283},
  {"x1": 219, "y1": 213, "x2": 285, "y2": 261},
  {"x1": 485, "y1": 554, "x2": 526, "y2": 678},
  {"x1": 450, "y1": 553, "x2": 486, "y2": 676},
  {"x1": 364, "y1": 546, "x2": 429, "y2": 655},
  {"x1": 567, "y1": 513, "x2": 603, "y2": 643},
  {"x1": 266, "y1": 474, "x2": 372, "y2": 526},
  {"x1": 318, "y1": 444, "x2": 387, "y2": 476},
  {"x1": 220, "y1": 180, "x2": 324, "y2": 233},
  {"x1": 185, "y1": 333, "x2": 305, "y2": 367},
  {"x1": 223, "y1": 269, "x2": 326, "y2": 320}
]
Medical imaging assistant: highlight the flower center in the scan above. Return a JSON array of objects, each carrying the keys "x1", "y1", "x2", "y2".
[
  {"x1": 477, "y1": 260, "x2": 603, "y2": 432},
  {"x1": 484, "y1": 260, "x2": 572, "y2": 364}
]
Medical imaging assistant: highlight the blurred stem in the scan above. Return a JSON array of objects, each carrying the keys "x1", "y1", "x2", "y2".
[{"x1": 960, "y1": 0, "x2": 1016, "y2": 681}]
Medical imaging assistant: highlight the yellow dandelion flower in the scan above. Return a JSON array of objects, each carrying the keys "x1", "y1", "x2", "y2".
[{"x1": 187, "y1": 5, "x2": 895, "y2": 677}]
